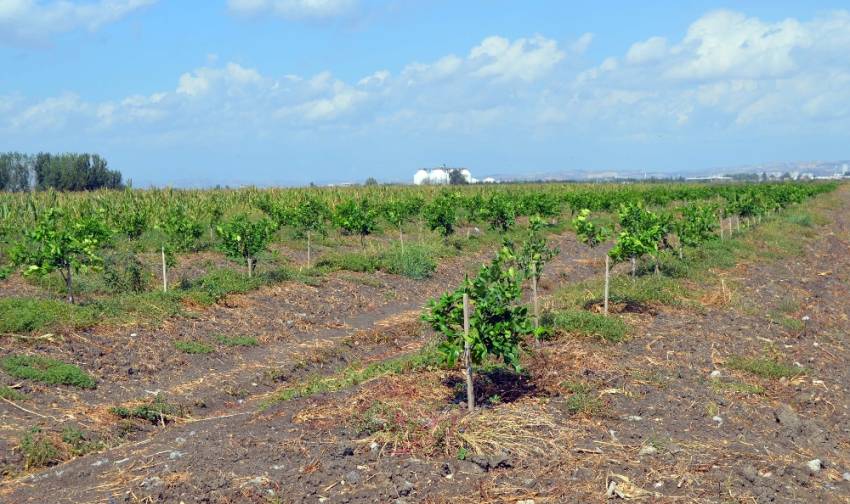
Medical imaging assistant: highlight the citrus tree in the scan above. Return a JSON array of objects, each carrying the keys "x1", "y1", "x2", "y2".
[
  {"x1": 216, "y1": 214, "x2": 276, "y2": 277},
  {"x1": 423, "y1": 244, "x2": 539, "y2": 410},
  {"x1": 291, "y1": 194, "x2": 329, "y2": 267},
  {"x1": 11, "y1": 208, "x2": 112, "y2": 303},
  {"x1": 381, "y1": 196, "x2": 419, "y2": 253},
  {"x1": 333, "y1": 197, "x2": 378, "y2": 247},
  {"x1": 423, "y1": 191, "x2": 458, "y2": 238}
]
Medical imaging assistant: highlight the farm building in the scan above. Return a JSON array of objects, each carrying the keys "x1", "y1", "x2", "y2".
[{"x1": 413, "y1": 167, "x2": 477, "y2": 185}]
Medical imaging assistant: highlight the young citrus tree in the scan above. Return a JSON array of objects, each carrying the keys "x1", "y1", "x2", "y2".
[
  {"x1": 381, "y1": 196, "x2": 419, "y2": 253},
  {"x1": 12, "y1": 208, "x2": 112, "y2": 303},
  {"x1": 483, "y1": 192, "x2": 516, "y2": 232},
  {"x1": 423, "y1": 191, "x2": 457, "y2": 238},
  {"x1": 518, "y1": 215, "x2": 559, "y2": 329},
  {"x1": 216, "y1": 214, "x2": 276, "y2": 277},
  {"x1": 291, "y1": 194, "x2": 329, "y2": 268},
  {"x1": 572, "y1": 208, "x2": 612, "y2": 312},
  {"x1": 333, "y1": 197, "x2": 378, "y2": 248},
  {"x1": 423, "y1": 244, "x2": 539, "y2": 410},
  {"x1": 675, "y1": 203, "x2": 718, "y2": 256}
]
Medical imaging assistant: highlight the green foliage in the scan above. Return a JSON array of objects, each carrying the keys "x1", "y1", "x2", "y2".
[
  {"x1": 424, "y1": 245, "x2": 538, "y2": 371},
  {"x1": 291, "y1": 194, "x2": 330, "y2": 236},
  {"x1": 381, "y1": 196, "x2": 420, "y2": 230},
  {"x1": 483, "y1": 192, "x2": 516, "y2": 231},
  {"x1": 174, "y1": 340, "x2": 214, "y2": 354},
  {"x1": 334, "y1": 197, "x2": 379, "y2": 245},
  {"x1": 159, "y1": 204, "x2": 203, "y2": 253},
  {"x1": 676, "y1": 203, "x2": 718, "y2": 248},
  {"x1": 571, "y1": 209, "x2": 610, "y2": 248},
  {"x1": 1, "y1": 355, "x2": 96, "y2": 388},
  {"x1": 423, "y1": 191, "x2": 457, "y2": 237},
  {"x1": 216, "y1": 213, "x2": 276, "y2": 276},
  {"x1": 517, "y1": 215, "x2": 559, "y2": 280},
  {"x1": 608, "y1": 202, "x2": 670, "y2": 265},
  {"x1": 19, "y1": 427, "x2": 62, "y2": 469},
  {"x1": 0, "y1": 297, "x2": 97, "y2": 333},
  {"x1": 183, "y1": 267, "x2": 265, "y2": 305},
  {"x1": 102, "y1": 250, "x2": 149, "y2": 293},
  {"x1": 11, "y1": 207, "x2": 112, "y2": 302},
  {"x1": 725, "y1": 356, "x2": 805, "y2": 379}
]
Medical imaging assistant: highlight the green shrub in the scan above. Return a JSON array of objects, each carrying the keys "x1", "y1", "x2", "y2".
[
  {"x1": 215, "y1": 334, "x2": 259, "y2": 347},
  {"x1": 549, "y1": 310, "x2": 627, "y2": 342},
  {"x1": 1, "y1": 355, "x2": 96, "y2": 388},
  {"x1": 381, "y1": 244, "x2": 437, "y2": 279},
  {"x1": 174, "y1": 340, "x2": 214, "y2": 354},
  {"x1": 102, "y1": 251, "x2": 149, "y2": 293}
]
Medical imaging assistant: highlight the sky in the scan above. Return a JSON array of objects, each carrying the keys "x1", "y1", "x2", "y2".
[{"x1": 1, "y1": 1, "x2": 849, "y2": 187}]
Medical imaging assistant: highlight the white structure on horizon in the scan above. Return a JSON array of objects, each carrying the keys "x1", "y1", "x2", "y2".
[{"x1": 413, "y1": 167, "x2": 478, "y2": 185}]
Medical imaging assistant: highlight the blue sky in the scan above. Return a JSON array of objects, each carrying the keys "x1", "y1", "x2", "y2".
[{"x1": 1, "y1": 1, "x2": 848, "y2": 186}]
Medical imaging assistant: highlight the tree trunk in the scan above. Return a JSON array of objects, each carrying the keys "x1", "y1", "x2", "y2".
[
  {"x1": 463, "y1": 293, "x2": 474, "y2": 412},
  {"x1": 247, "y1": 257, "x2": 253, "y2": 278},
  {"x1": 631, "y1": 257, "x2": 636, "y2": 278}
]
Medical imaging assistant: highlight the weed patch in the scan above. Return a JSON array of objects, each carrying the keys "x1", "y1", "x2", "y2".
[
  {"x1": 215, "y1": 334, "x2": 259, "y2": 347},
  {"x1": 1, "y1": 355, "x2": 95, "y2": 388},
  {"x1": 548, "y1": 310, "x2": 627, "y2": 342},
  {"x1": 174, "y1": 340, "x2": 214, "y2": 354},
  {"x1": 19, "y1": 427, "x2": 62, "y2": 469},
  {"x1": 726, "y1": 356, "x2": 805, "y2": 380},
  {"x1": 0, "y1": 385, "x2": 26, "y2": 401},
  {"x1": 110, "y1": 395, "x2": 185, "y2": 424},
  {"x1": 0, "y1": 298, "x2": 97, "y2": 334}
]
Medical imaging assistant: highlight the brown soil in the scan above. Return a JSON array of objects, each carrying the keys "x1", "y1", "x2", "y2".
[{"x1": 2, "y1": 190, "x2": 850, "y2": 503}]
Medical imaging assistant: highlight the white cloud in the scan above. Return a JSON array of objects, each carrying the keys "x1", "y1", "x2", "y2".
[
  {"x1": 4, "y1": 13, "x2": 850, "y2": 155},
  {"x1": 470, "y1": 35, "x2": 564, "y2": 82},
  {"x1": 227, "y1": 0, "x2": 355, "y2": 19},
  {"x1": 0, "y1": 0, "x2": 156, "y2": 46},
  {"x1": 626, "y1": 36, "x2": 668, "y2": 65}
]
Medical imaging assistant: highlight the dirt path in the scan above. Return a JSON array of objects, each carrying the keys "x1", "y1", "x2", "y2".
[{"x1": 5, "y1": 189, "x2": 849, "y2": 503}]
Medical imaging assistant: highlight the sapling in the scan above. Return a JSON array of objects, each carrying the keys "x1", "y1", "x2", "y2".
[
  {"x1": 423, "y1": 245, "x2": 540, "y2": 410},
  {"x1": 333, "y1": 197, "x2": 378, "y2": 248},
  {"x1": 572, "y1": 209, "x2": 612, "y2": 313},
  {"x1": 291, "y1": 195, "x2": 329, "y2": 268},
  {"x1": 12, "y1": 208, "x2": 111, "y2": 303},
  {"x1": 216, "y1": 213, "x2": 276, "y2": 277},
  {"x1": 423, "y1": 191, "x2": 458, "y2": 239},
  {"x1": 518, "y1": 215, "x2": 559, "y2": 328}
]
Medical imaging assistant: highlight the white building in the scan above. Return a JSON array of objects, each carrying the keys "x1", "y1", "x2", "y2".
[{"x1": 413, "y1": 167, "x2": 477, "y2": 185}]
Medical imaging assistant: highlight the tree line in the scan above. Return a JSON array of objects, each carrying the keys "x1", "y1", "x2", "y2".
[{"x1": 0, "y1": 153, "x2": 123, "y2": 192}]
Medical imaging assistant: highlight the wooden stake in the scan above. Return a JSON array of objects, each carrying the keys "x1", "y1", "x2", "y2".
[
  {"x1": 719, "y1": 216, "x2": 724, "y2": 240},
  {"x1": 399, "y1": 229, "x2": 405, "y2": 255},
  {"x1": 531, "y1": 262, "x2": 539, "y2": 330},
  {"x1": 307, "y1": 231, "x2": 312, "y2": 269},
  {"x1": 161, "y1": 246, "x2": 168, "y2": 293},
  {"x1": 463, "y1": 293, "x2": 474, "y2": 411},
  {"x1": 603, "y1": 255, "x2": 610, "y2": 316}
]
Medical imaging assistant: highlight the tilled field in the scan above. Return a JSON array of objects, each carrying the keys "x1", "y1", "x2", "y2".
[{"x1": 2, "y1": 189, "x2": 850, "y2": 503}]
